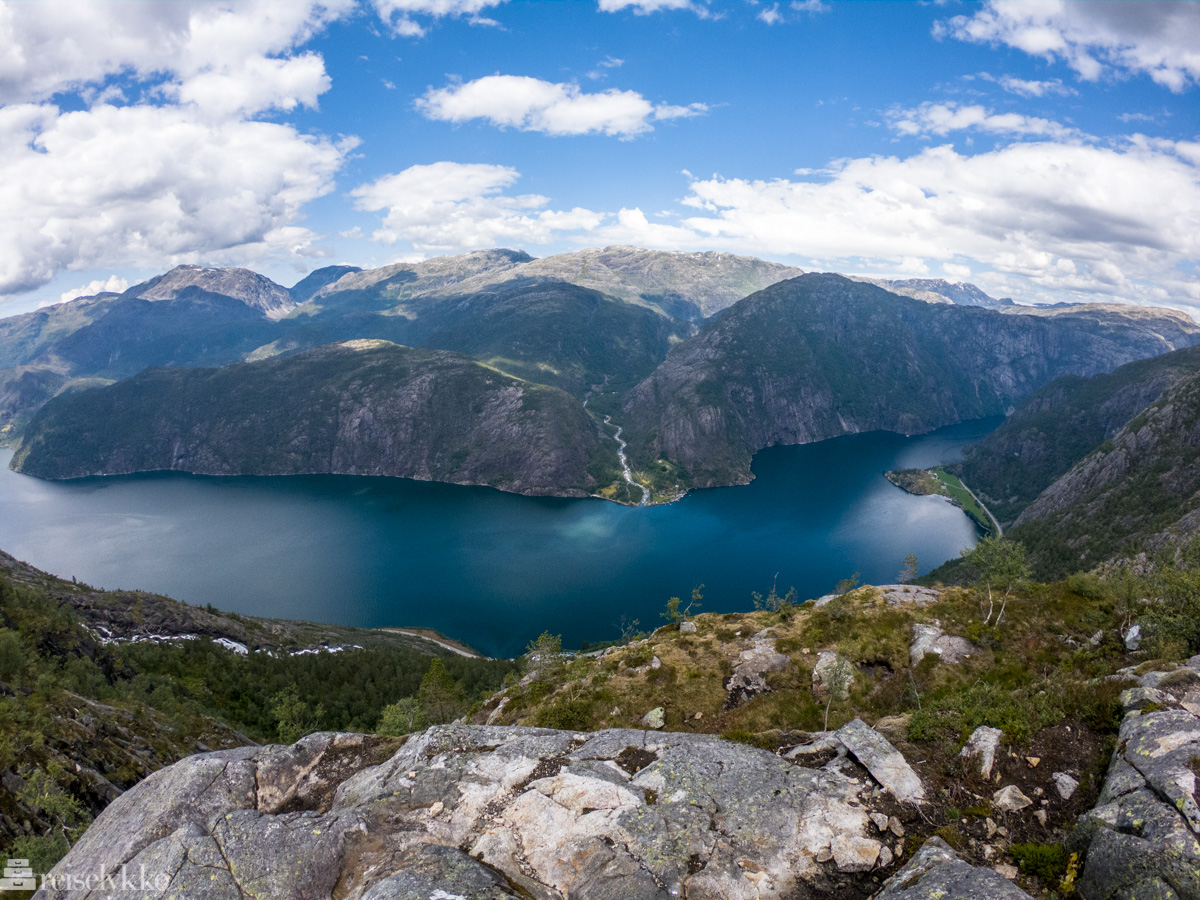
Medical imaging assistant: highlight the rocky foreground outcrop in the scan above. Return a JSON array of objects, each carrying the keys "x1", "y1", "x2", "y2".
[
  {"x1": 35, "y1": 722, "x2": 1032, "y2": 900},
  {"x1": 1074, "y1": 657, "x2": 1200, "y2": 899}
]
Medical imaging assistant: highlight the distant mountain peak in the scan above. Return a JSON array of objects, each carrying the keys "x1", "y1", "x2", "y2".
[
  {"x1": 850, "y1": 275, "x2": 1009, "y2": 308},
  {"x1": 127, "y1": 265, "x2": 295, "y2": 318}
]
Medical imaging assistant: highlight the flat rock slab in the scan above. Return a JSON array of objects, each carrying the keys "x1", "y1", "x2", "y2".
[
  {"x1": 38, "y1": 724, "x2": 922, "y2": 900},
  {"x1": 835, "y1": 718, "x2": 925, "y2": 804},
  {"x1": 875, "y1": 837, "x2": 1033, "y2": 900}
]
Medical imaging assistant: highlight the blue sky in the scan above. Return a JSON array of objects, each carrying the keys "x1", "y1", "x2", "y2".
[{"x1": 1, "y1": 0, "x2": 1198, "y2": 315}]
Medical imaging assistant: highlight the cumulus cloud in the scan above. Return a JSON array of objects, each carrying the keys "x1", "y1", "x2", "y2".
[
  {"x1": 416, "y1": 75, "x2": 706, "y2": 138},
  {"x1": 650, "y1": 138, "x2": 1200, "y2": 306},
  {"x1": 0, "y1": 0, "x2": 352, "y2": 113},
  {"x1": 351, "y1": 139, "x2": 1200, "y2": 310},
  {"x1": 0, "y1": 1, "x2": 354, "y2": 299},
  {"x1": 351, "y1": 162, "x2": 604, "y2": 251},
  {"x1": 0, "y1": 102, "x2": 350, "y2": 295},
  {"x1": 887, "y1": 102, "x2": 1076, "y2": 139},
  {"x1": 371, "y1": 0, "x2": 508, "y2": 37},
  {"x1": 49, "y1": 275, "x2": 130, "y2": 307},
  {"x1": 938, "y1": 1, "x2": 1200, "y2": 91}
]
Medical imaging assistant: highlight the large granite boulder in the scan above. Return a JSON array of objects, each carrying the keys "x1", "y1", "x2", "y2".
[{"x1": 37, "y1": 724, "x2": 934, "y2": 900}]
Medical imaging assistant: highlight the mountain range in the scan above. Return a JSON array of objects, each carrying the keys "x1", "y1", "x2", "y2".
[{"x1": 5, "y1": 247, "x2": 1200, "y2": 530}]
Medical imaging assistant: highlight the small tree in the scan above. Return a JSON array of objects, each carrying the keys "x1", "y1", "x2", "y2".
[
  {"x1": 822, "y1": 658, "x2": 855, "y2": 731},
  {"x1": 960, "y1": 537, "x2": 1031, "y2": 625},
  {"x1": 378, "y1": 698, "x2": 425, "y2": 736},
  {"x1": 752, "y1": 574, "x2": 796, "y2": 613},
  {"x1": 899, "y1": 553, "x2": 919, "y2": 584},
  {"x1": 616, "y1": 615, "x2": 645, "y2": 644},
  {"x1": 418, "y1": 658, "x2": 467, "y2": 724},
  {"x1": 524, "y1": 630, "x2": 565, "y2": 679},
  {"x1": 662, "y1": 585, "x2": 704, "y2": 624},
  {"x1": 271, "y1": 687, "x2": 324, "y2": 743},
  {"x1": 835, "y1": 572, "x2": 861, "y2": 596}
]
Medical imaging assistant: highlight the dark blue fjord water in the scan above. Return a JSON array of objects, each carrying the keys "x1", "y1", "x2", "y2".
[{"x1": 0, "y1": 418, "x2": 998, "y2": 658}]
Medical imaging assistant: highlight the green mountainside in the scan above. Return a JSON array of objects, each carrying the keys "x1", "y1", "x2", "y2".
[
  {"x1": 1005, "y1": 367, "x2": 1200, "y2": 578},
  {"x1": 0, "y1": 549, "x2": 514, "y2": 867},
  {"x1": 620, "y1": 273, "x2": 1199, "y2": 491},
  {"x1": 956, "y1": 345, "x2": 1200, "y2": 527},
  {"x1": 263, "y1": 277, "x2": 685, "y2": 398},
  {"x1": 12, "y1": 340, "x2": 621, "y2": 496}
]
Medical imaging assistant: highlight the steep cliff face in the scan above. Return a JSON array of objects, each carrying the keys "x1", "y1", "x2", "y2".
[
  {"x1": 12, "y1": 340, "x2": 618, "y2": 496},
  {"x1": 1008, "y1": 369, "x2": 1200, "y2": 575},
  {"x1": 621, "y1": 274, "x2": 1200, "y2": 488},
  {"x1": 957, "y1": 345, "x2": 1200, "y2": 526}
]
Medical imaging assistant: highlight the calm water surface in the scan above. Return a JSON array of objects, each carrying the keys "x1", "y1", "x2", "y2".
[{"x1": 0, "y1": 418, "x2": 998, "y2": 657}]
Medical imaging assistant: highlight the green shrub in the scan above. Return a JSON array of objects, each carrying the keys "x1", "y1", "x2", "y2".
[
  {"x1": 1011, "y1": 842, "x2": 1069, "y2": 883},
  {"x1": 536, "y1": 699, "x2": 594, "y2": 731}
]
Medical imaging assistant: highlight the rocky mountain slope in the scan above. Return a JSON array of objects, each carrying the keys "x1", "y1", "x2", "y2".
[
  {"x1": 621, "y1": 273, "x2": 1200, "y2": 490},
  {"x1": 126, "y1": 265, "x2": 297, "y2": 318},
  {"x1": 272, "y1": 276, "x2": 685, "y2": 398},
  {"x1": 851, "y1": 276, "x2": 1012, "y2": 307},
  {"x1": 957, "y1": 345, "x2": 1200, "y2": 528},
  {"x1": 1006, "y1": 366, "x2": 1200, "y2": 576},
  {"x1": 12, "y1": 340, "x2": 619, "y2": 496}
]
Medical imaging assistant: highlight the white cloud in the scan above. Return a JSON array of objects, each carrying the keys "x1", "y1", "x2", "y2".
[
  {"x1": 351, "y1": 139, "x2": 1200, "y2": 309},
  {"x1": 645, "y1": 138, "x2": 1200, "y2": 306},
  {"x1": 0, "y1": 0, "x2": 352, "y2": 113},
  {"x1": 351, "y1": 162, "x2": 604, "y2": 251},
  {"x1": 416, "y1": 75, "x2": 706, "y2": 138},
  {"x1": 757, "y1": 4, "x2": 783, "y2": 25},
  {"x1": 887, "y1": 102, "x2": 1076, "y2": 139},
  {"x1": 978, "y1": 72, "x2": 1077, "y2": 97},
  {"x1": 586, "y1": 56, "x2": 625, "y2": 80},
  {"x1": 790, "y1": 1, "x2": 828, "y2": 12},
  {"x1": 47, "y1": 275, "x2": 130, "y2": 307},
  {"x1": 0, "y1": 102, "x2": 350, "y2": 295},
  {"x1": 598, "y1": 0, "x2": 708, "y2": 16},
  {"x1": 372, "y1": 0, "x2": 507, "y2": 36},
  {"x1": 0, "y1": 2, "x2": 354, "y2": 299},
  {"x1": 938, "y1": 1, "x2": 1200, "y2": 91}
]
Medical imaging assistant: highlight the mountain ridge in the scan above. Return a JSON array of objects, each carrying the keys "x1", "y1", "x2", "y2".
[{"x1": 11, "y1": 340, "x2": 620, "y2": 497}]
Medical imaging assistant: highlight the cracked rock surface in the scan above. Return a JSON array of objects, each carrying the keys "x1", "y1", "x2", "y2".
[
  {"x1": 35, "y1": 723, "x2": 946, "y2": 900},
  {"x1": 1075, "y1": 657, "x2": 1200, "y2": 900},
  {"x1": 873, "y1": 836, "x2": 1034, "y2": 900}
]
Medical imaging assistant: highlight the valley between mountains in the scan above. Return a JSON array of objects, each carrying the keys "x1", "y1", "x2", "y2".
[{"x1": 5, "y1": 247, "x2": 1199, "y2": 516}]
